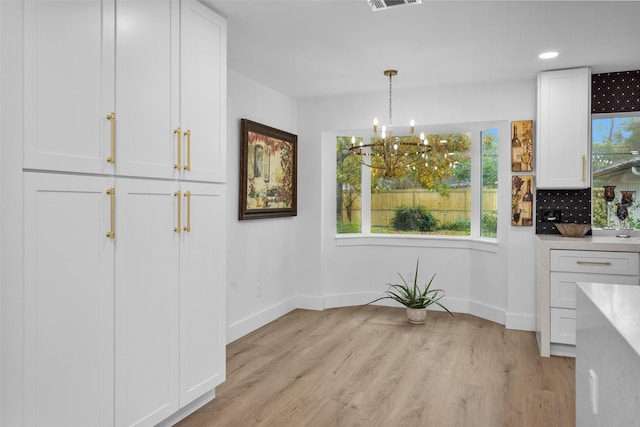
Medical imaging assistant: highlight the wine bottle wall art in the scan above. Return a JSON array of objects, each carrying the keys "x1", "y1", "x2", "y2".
[
  {"x1": 512, "y1": 175, "x2": 535, "y2": 226},
  {"x1": 511, "y1": 120, "x2": 533, "y2": 172}
]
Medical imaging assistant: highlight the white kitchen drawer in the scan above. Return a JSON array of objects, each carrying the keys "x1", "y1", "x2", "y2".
[
  {"x1": 550, "y1": 308, "x2": 576, "y2": 345},
  {"x1": 550, "y1": 250, "x2": 640, "y2": 275},
  {"x1": 550, "y1": 272, "x2": 640, "y2": 309}
]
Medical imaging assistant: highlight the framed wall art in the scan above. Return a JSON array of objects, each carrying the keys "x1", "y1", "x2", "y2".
[
  {"x1": 239, "y1": 119, "x2": 297, "y2": 220},
  {"x1": 512, "y1": 175, "x2": 534, "y2": 226},
  {"x1": 511, "y1": 120, "x2": 534, "y2": 172}
]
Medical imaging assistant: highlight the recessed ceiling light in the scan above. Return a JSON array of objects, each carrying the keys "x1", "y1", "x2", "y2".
[{"x1": 539, "y1": 51, "x2": 559, "y2": 59}]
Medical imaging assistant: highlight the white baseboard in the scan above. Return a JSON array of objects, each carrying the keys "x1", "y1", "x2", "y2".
[
  {"x1": 296, "y1": 294, "x2": 325, "y2": 310},
  {"x1": 468, "y1": 300, "x2": 506, "y2": 325},
  {"x1": 229, "y1": 294, "x2": 532, "y2": 344},
  {"x1": 505, "y1": 312, "x2": 535, "y2": 331},
  {"x1": 227, "y1": 297, "x2": 297, "y2": 344}
]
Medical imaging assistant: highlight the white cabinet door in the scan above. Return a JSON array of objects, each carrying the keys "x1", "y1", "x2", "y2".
[
  {"x1": 116, "y1": 0, "x2": 226, "y2": 183},
  {"x1": 115, "y1": 0, "x2": 179, "y2": 180},
  {"x1": 179, "y1": 183, "x2": 226, "y2": 406},
  {"x1": 180, "y1": 0, "x2": 227, "y2": 183},
  {"x1": 115, "y1": 179, "x2": 180, "y2": 427},
  {"x1": 536, "y1": 67, "x2": 591, "y2": 189},
  {"x1": 24, "y1": 0, "x2": 115, "y2": 175},
  {"x1": 23, "y1": 173, "x2": 115, "y2": 427}
]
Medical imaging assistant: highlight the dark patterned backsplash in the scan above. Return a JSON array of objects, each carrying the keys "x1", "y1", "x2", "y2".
[
  {"x1": 535, "y1": 188, "x2": 592, "y2": 235},
  {"x1": 592, "y1": 70, "x2": 640, "y2": 113}
]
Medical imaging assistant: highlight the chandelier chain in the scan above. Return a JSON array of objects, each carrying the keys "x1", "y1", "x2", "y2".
[{"x1": 388, "y1": 73, "x2": 393, "y2": 129}]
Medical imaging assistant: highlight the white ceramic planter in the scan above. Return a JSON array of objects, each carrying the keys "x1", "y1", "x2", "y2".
[{"x1": 406, "y1": 307, "x2": 427, "y2": 324}]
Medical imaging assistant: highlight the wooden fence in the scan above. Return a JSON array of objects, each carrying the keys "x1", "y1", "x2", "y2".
[{"x1": 340, "y1": 189, "x2": 498, "y2": 227}]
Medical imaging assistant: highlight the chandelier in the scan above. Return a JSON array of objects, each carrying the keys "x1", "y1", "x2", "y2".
[{"x1": 349, "y1": 69, "x2": 431, "y2": 178}]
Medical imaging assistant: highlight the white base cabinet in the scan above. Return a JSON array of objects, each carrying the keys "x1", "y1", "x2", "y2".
[
  {"x1": 114, "y1": 179, "x2": 180, "y2": 427},
  {"x1": 178, "y1": 183, "x2": 226, "y2": 406},
  {"x1": 548, "y1": 249, "x2": 639, "y2": 353},
  {"x1": 24, "y1": 173, "x2": 115, "y2": 427},
  {"x1": 115, "y1": 179, "x2": 225, "y2": 426},
  {"x1": 23, "y1": 174, "x2": 226, "y2": 427}
]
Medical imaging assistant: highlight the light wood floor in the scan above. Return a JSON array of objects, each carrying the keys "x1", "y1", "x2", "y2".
[{"x1": 177, "y1": 306, "x2": 575, "y2": 427}]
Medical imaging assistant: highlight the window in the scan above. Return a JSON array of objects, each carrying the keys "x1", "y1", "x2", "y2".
[
  {"x1": 336, "y1": 136, "x2": 362, "y2": 233},
  {"x1": 591, "y1": 113, "x2": 640, "y2": 230},
  {"x1": 337, "y1": 125, "x2": 498, "y2": 237},
  {"x1": 369, "y1": 132, "x2": 472, "y2": 235},
  {"x1": 481, "y1": 128, "x2": 498, "y2": 237}
]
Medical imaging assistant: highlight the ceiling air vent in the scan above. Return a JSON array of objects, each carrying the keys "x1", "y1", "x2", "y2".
[{"x1": 367, "y1": 0, "x2": 422, "y2": 12}]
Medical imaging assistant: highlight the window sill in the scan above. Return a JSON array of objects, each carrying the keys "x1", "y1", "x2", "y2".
[{"x1": 335, "y1": 234, "x2": 498, "y2": 253}]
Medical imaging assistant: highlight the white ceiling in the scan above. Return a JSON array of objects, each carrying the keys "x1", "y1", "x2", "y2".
[{"x1": 203, "y1": 0, "x2": 640, "y2": 99}]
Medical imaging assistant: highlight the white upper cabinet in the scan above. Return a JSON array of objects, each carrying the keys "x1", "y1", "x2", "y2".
[
  {"x1": 115, "y1": 0, "x2": 178, "y2": 180},
  {"x1": 24, "y1": 0, "x2": 227, "y2": 183},
  {"x1": 536, "y1": 67, "x2": 591, "y2": 189},
  {"x1": 180, "y1": 1, "x2": 228, "y2": 183},
  {"x1": 24, "y1": 0, "x2": 115, "y2": 175}
]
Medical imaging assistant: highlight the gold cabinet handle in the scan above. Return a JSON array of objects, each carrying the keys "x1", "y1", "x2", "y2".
[
  {"x1": 183, "y1": 130, "x2": 191, "y2": 171},
  {"x1": 106, "y1": 113, "x2": 115, "y2": 164},
  {"x1": 581, "y1": 154, "x2": 585, "y2": 182},
  {"x1": 174, "y1": 191, "x2": 181, "y2": 233},
  {"x1": 576, "y1": 260, "x2": 612, "y2": 266},
  {"x1": 106, "y1": 188, "x2": 115, "y2": 239},
  {"x1": 183, "y1": 191, "x2": 191, "y2": 232},
  {"x1": 174, "y1": 128, "x2": 182, "y2": 170}
]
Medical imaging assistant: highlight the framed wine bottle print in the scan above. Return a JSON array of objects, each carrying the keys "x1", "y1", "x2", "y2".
[
  {"x1": 512, "y1": 175, "x2": 534, "y2": 226},
  {"x1": 511, "y1": 120, "x2": 533, "y2": 172}
]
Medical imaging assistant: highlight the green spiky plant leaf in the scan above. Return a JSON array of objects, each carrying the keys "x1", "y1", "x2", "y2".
[{"x1": 367, "y1": 258, "x2": 454, "y2": 316}]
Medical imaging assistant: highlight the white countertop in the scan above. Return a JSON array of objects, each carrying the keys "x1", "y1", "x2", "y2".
[
  {"x1": 578, "y1": 282, "x2": 640, "y2": 358},
  {"x1": 537, "y1": 234, "x2": 640, "y2": 251}
]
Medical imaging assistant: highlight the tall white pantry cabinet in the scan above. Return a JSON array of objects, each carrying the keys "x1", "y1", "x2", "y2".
[{"x1": 5, "y1": 0, "x2": 227, "y2": 426}]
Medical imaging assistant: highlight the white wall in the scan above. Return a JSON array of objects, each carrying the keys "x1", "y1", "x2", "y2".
[
  {"x1": 1, "y1": 2, "x2": 24, "y2": 425},
  {"x1": 227, "y1": 72, "x2": 540, "y2": 341},
  {"x1": 226, "y1": 70, "x2": 300, "y2": 342}
]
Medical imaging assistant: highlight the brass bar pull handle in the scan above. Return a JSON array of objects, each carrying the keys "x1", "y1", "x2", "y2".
[
  {"x1": 106, "y1": 188, "x2": 115, "y2": 239},
  {"x1": 576, "y1": 260, "x2": 612, "y2": 266},
  {"x1": 106, "y1": 113, "x2": 115, "y2": 164},
  {"x1": 183, "y1": 191, "x2": 191, "y2": 232},
  {"x1": 174, "y1": 191, "x2": 181, "y2": 233},
  {"x1": 174, "y1": 128, "x2": 182, "y2": 170},
  {"x1": 581, "y1": 154, "x2": 585, "y2": 181},
  {"x1": 183, "y1": 130, "x2": 191, "y2": 171}
]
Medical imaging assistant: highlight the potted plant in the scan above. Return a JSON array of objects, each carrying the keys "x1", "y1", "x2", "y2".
[{"x1": 368, "y1": 258, "x2": 453, "y2": 324}]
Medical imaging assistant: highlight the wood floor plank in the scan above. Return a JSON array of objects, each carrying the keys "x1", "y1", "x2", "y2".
[{"x1": 176, "y1": 306, "x2": 575, "y2": 427}]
